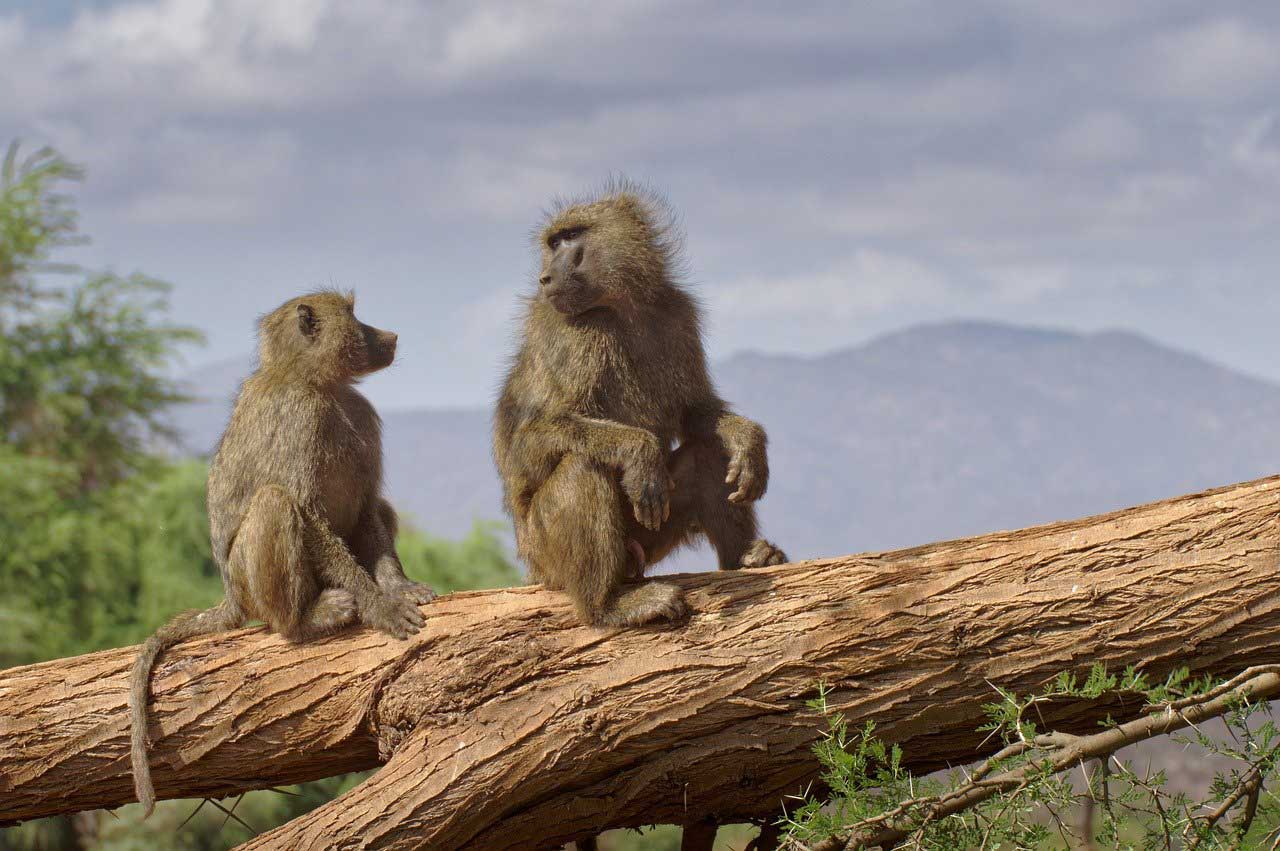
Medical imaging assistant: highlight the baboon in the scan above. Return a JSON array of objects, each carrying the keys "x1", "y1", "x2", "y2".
[
  {"x1": 494, "y1": 183, "x2": 786, "y2": 627},
  {"x1": 129, "y1": 290, "x2": 434, "y2": 817}
]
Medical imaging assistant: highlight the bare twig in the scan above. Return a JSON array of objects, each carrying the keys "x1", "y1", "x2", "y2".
[
  {"x1": 1078, "y1": 760, "x2": 1097, "y2": 851},
  {"x1": 1227, "y1": 778, "x2": 1262, "y2": 851},
  {"x1": 206, "y1": 797, "x2": 254, "y2": 835},
  {"x1": 175, "y1": 798, "x2": 208, "y2": 832}
]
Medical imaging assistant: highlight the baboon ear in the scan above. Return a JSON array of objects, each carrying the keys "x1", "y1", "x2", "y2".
[{"x1": 297, "y1": 303, "x2": 318, "y2": 338}]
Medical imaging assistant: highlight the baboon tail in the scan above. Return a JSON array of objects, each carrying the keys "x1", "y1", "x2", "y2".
[{"x1": 129, "y1": 599, "x2": 242, "y2": 818}]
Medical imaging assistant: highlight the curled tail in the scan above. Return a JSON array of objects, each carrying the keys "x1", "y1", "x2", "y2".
[{"x1": 129, "y1": 600, "x2": 241, "y2": 818}]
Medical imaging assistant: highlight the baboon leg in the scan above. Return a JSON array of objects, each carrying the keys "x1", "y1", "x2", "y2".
[
  {"x1": 303, "y1": 588, "x2": 359, "y2": 635},
  {"x1": 527, "y1": 454, "x2": 625, "y2": 617},
  {"x1": 527, "y1": 454, "x2": 686, "y2": 626},
  {"x1": 663, "y1": 438, "x2": 787, "y2": 570},
  {"x1": 229, "y1": 485, "x2": 357, "y2": 641},
  {"x1": 350, "y1": 497, "x2": 436, "y2": 605},
  {"x1": 627, "y1": 481, "x2": 700, "y2": 571}
]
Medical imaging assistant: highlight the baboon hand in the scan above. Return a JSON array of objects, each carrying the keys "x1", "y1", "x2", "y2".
[
  {"x1": 725, "y1": 444, "x2": 768, "y2": 504},
  {"x1": 621, "y1": 439, "x2": 671, "y2": 531},
  {"x1": 361, "y1": 591, "x2": 426, "y2": 640},
  {"x1": 374, "y1": 558, "x2": 437, "y2": 606}
]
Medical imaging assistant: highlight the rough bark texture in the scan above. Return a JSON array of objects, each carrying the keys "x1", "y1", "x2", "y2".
[{"x1": 2, "y1": 476, "x2": 1280, "y2": 850}]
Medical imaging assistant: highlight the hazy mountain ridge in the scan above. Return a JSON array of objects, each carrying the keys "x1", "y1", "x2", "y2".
[{"x1": 170, "y1": 320, "x2": 1280, "y2": 564}]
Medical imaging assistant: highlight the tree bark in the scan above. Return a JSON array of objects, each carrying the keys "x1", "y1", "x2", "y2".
[{"x1": 2, "y1": 476, "x2": 1280, "y2": 851}]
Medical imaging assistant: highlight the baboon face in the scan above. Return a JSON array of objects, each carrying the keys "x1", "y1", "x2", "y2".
[
  {"x1": 538, "y1": 194, "x2": 664, "y2": 316},
  {"x1": 260, "y1": 291, "x2": 397, "y2": 380}
]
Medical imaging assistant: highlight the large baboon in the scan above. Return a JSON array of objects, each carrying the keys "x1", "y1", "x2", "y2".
[
  {"x1": 129, "y1": 290, "x2": 434, "y2": 816},
  {"x1": 494, "y1": 183, "x2": 786, "y2": 627}
]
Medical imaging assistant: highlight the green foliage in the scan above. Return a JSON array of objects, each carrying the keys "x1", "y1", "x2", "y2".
[
  {"x1": 0, "y1": 271, "x2": 204, "y2": 492},
  {"x1": 0, "y1": 142, "x2": 83, "y2": 312},
  {"x1": 0, "y1": 453, "x2": 522, "y2": 666},
  {"x1": 783, "y1": 667, "x2": 1280, "y2": 850},
  {"x1": 0, "y1": 142, "x2": 203, "y2": 493},
  {"x1": 0, "y1": 457, "x2": 216, "y2": 667},
  {"x1": 397, "y1": 519, "x2": 522, "y2": 593}
]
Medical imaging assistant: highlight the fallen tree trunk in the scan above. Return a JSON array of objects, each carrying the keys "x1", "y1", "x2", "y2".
[{"x1": 2, "y1": 476, "x2": 1280, "y2": 850}]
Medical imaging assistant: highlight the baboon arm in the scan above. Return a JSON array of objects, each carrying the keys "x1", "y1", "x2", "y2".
[
  {"x1": 301, "y1": 507, "x2": 385, "y2": 604},
  {"x1": 683, "y1": 404, "x2": 764, "y2": 453},
  {"x1": 349, "y1": 500, "x2": 436, "y2": 606},
  {"x1": 516, "y1": 413, "x2": 662, "y2": 476},
  {"x1": 353, "y1": 499, "x2": 408, "y2": 586},
  {"x1": 682, "y1": 404, "x2": 770, "y2": 502}
]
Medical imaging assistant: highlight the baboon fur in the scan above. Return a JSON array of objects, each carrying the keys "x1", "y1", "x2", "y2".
[
  {"x1": 128, "y1": 290, "x2": 434, "y2": 817},
  {"x1": 494, "y1": 182, "x2": 786, "y2": 627}
]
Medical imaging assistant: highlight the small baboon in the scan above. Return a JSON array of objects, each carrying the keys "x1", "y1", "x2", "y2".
[
  {"x1": 129, "y1": 290, "x2": 434, "y2": 816},
  {"x1": 494, "y1": 182, "x2": 786, "y2": 627}
]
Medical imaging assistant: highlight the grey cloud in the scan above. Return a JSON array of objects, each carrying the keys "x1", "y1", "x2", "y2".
[{"x1": 2, "y1": 0, "x2": 1280, "y2": 409}]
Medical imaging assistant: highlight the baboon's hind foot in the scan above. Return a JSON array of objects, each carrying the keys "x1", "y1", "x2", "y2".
[{"x1": 739, "y1": 539, "x2": 787, "y2": 569}]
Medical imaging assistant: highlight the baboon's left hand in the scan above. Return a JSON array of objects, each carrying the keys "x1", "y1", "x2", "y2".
[
  {"x1": 362, "y1": 592, "x2": 427, "y2": 640},
  {"x1": 725, "y1": 445, "x2": 768, "y2": 503}
]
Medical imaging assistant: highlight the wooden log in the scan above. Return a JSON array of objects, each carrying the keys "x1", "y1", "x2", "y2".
[{"x1": 2, "y1": 476, "x2": 1279, "y2": 850}]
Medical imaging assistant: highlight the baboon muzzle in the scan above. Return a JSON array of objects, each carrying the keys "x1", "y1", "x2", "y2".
[
  {"x1": 363, "y1": 324, "x2": 397, "y2": 369},
  {"x1": 545, "y1": 242, "x2": 585, "y2": 290}
]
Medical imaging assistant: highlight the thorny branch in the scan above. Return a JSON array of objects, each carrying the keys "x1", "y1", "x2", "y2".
[{"x1": 791, "y1": 667, "x2": 1280, "y2": 851}]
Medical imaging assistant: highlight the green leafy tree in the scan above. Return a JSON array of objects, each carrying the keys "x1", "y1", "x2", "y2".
[
  {"x1": 0, "y1": 142, "x2": 83, "y2": 314},
  {"x1": 0, "y1": 142, "x2": 203, "y2": 667},
  {"x1": 0, "y1": 273, "x2": 203, "y2": 492},
  {"x1": 1, "y1": 142, "x2": 201, "y2": 493}
]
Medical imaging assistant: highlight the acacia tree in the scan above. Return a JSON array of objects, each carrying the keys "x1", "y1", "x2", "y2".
[
  {"x1": 0, "y1": 143, "x2": 83, "y2": 314},
  {"x1": 0, "y1": 142, "x2": 203, "y2": 494}
]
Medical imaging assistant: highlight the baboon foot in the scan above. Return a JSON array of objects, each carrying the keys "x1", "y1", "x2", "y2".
[
  {"x1": 739, "y1": 539, "x2": 787, "y2": 569},
  {"x1": 307, "y1": 589, "x2": 358, "y2": 633},
  {"x1": 361, "y1": 591, "x2": 427, "y2": 640},
  {"x1": 601, "y1": 581, "x2": 689, "y2": 627}
]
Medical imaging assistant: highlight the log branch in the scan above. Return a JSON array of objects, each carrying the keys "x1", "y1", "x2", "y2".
[{"x1": 2, "y1": 476, "x2": 1280, "y2": 850}]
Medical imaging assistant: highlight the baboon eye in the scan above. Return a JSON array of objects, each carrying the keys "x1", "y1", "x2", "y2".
[{"x1": 548, "y1": 228, "x2": 582, "y2": 249}]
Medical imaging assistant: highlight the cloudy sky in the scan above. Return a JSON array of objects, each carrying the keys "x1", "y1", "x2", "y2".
[{"x1": 4, "y1": 0, "x2": 1280, "y2": 409}]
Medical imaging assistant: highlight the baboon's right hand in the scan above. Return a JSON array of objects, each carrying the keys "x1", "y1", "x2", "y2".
[
  {"x1": 361, "y1": 592, "x2": 426, "y2": 640},
  {"x1": 621, "y1": 438, "x2": 671, "y2": 531}
]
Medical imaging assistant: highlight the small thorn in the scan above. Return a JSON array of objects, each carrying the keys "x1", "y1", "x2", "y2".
[{"x1": 176, "y1": 798, "x2": 208, "y2": 831}]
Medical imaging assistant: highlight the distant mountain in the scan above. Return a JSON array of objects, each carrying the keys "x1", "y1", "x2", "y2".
[
  {"x1": 721, "y1": 321, "x2": 1280, "y2": 559},
  {"x1": 168, "y1": 321, "x2": 1280, "y2": 567}
]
